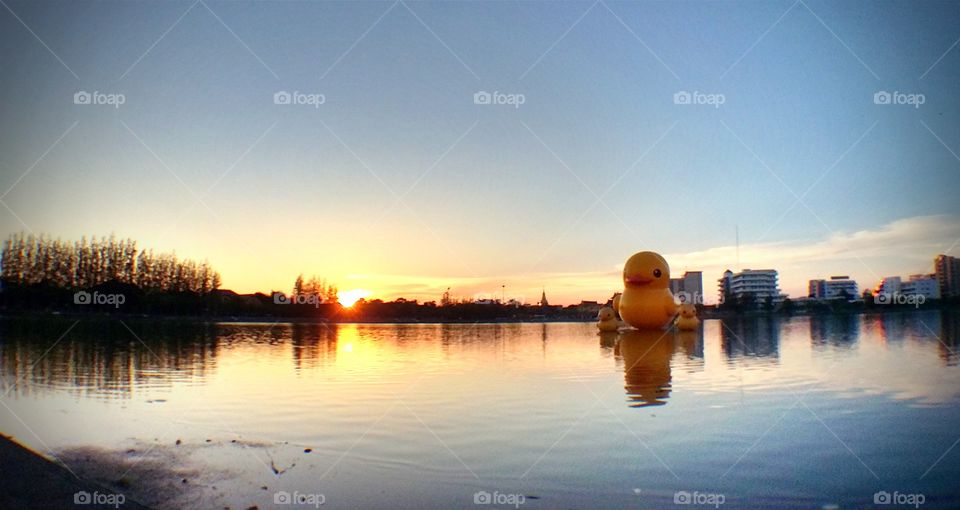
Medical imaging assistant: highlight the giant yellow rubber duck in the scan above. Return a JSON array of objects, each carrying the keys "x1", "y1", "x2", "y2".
[
  {"x1": 597, "y1": 306, "x2": 619, "y2": 332},
  {"x1": 614, "y1": 251, "x2": 678, "y2": 330},
  {"x1": 676, "y1": 303, "x2": 700, "y2": 331}
]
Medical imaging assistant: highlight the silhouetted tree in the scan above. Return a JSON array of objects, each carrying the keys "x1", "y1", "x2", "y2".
[{"x1": 0, "y1": 232, "x2": 221, "y2": 295}]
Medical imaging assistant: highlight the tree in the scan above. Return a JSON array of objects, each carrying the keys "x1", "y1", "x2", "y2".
[
  {"x1": 763, "y1": 295, "x2": 775, "y2": 313},
  {"x1": 0, "y1": 232, "x2": 222, "y2": 294},
  {"x1": 781, "y1": 297, "x2": 794, "y2": 315},
  {"x1": 293, "y1": 274, "x2": 305, "y2": 297}
]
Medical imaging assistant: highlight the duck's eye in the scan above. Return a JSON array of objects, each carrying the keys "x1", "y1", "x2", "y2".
[{"x1": 653, "y1": 268, "x2": 662, "y2": 278}]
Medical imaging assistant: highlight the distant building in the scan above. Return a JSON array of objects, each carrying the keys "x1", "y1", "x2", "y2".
[
  {"x1": 569, "y1": 300, "x2": 602, "y2": 316},
  {"x1": 875, "y1": 274, "x2": 940, "y2": 301},
  {"x1": 902, "y1": 274, "x2": 940, "y2": 300},
  {"x1": 539, "y1": 289, "x2": 549, "y2": 307},
  {"x1": 808, "y1": 279, "x2": 825, "y2": 299},
  {"x1": 935, "y1": 254, "x2": 960, "y2": 298},
  {"x1": 670, "y1": 271, "x2": 704, "y2": 304},
  {"x1": 719, "y1": 269, "x2": 784, "y2": 303},
  {"x1": 874, "y1": 276, "x2": 902, "y2": 296},
  {"x1": 808, "y1": 276, "x2": 858, "y2": 301}
]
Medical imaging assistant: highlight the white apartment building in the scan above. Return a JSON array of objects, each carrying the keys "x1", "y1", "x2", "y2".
[
  {"x1": 719, "y1": 269, "x2": 784, "y2": 303},
  {"x1": 901, "y1": 274, "x2": 940, "y2": 300},
  {"x1": 874, "y1": 274, "x2": 940, "y2": 300},
  {"x1": 809, "y1": 276, "x2": 859, "y2": 301}
]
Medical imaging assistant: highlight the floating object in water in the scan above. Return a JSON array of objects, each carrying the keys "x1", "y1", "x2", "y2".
[
  {"x1": 614, "y1": 251, "x2": 678, "y2": 330},
  {"x1": 597, "y1": 306, "x2": 619, "y2": 332},
  {"x1": 676, "y1": 303, "x2": 700, "y2": 331}
]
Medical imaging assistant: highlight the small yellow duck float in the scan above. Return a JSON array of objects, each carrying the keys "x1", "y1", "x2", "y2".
[
  {"x1": 597, "y1": 306, "x2": 619, "y2": 332},
  {"x1": 614, "y1": 251, "x2": 678, "y2": 330},
  {"x1": 675, "y1": 303, "x2": 700, "y2": 331}
]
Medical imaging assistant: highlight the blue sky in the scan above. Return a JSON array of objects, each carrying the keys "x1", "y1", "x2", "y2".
[{"x1": 1, "y1": 0, "x2": 958, "y2": 302}]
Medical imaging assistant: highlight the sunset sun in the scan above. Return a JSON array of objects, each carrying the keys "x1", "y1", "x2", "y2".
[{"x1": 338, "y1": 289, "x2": 372, "y2": 308}]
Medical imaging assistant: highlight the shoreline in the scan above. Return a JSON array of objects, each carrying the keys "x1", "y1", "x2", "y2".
[
  {"x1": 1, "y1": 305, "x2": 956, "y2": 326},
  {"x1": 0, "y1": 434, "x2": 149, "y2": 510}
]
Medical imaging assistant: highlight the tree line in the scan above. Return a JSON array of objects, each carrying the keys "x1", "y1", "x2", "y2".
[
  {"x1": 291, "y1": 274, "x2": 338, "y2": 303},
  {"x1": 1, "y1": 232, "x2": 221, "y2": 294}
]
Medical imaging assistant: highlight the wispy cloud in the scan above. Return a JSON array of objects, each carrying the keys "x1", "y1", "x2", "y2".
[
  {"x1": 666, "y1": 214, "x2": 959, "y2": 297},
  {"x1": 355, "y1": 215, "x2": 959, "y2": 305}
]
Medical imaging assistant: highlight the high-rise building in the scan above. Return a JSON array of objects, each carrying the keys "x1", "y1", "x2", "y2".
[
  {"x1": 874, "y1": 276, "x2": 902, "y2": 296},
  {"x1": 809, "y1": 279, "x2": 826, "y2": 299},
  {"x1": 808, "y1": 276, "x2": 858, "y2": 301},
  {"x1": 935, "y1": 254, "x2": 960, "y2": 298},
  {"x1": 874, "y1": 274, "x2": 940, "y2": 301},
  {"x1": 670, "y1": 271, "x2": 703, "y2": 303},
  {"x1": 901, "y1": 274, "x2": 940, "y2": 300},
  {"x1": 719, "y1": 269, "x2": 783, "y2": 303}
]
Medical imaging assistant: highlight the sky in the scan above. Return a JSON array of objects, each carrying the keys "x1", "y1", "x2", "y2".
[{"x1": 1, "y1": 0, "x2": 959, "y2": 304}]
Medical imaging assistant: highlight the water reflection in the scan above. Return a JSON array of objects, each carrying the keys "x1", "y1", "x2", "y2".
[
  {"x1": 615, "y1": 330, "x2": 675, "y2": 408},
  {"x1": 719, "y1": 317, "x2": 780, "y2": 360},
  {"x1": 290, "y1": 323, "x2": 339, "y2": 370},
  {"x1": 938, "y1": 312, "x2": 960, "y2": 365},
  {"x1": 809, "y1": 314, "x2": 860, "y2": 348},
  {"x1": 866, "y1": 311, "x2": 960, "y2": 366},
  {"x1": 676, "y1": 329, "x2": 703, "y2": 360},
  {"x1": 3, "y1": 313, "x2": 959, "y2": 405},
  {"x1": 598, "y1": 331, "x2": 618, "y2": 349},
  {"x1": 0, "y1": 319, "x2": 219, "y2": 399}
]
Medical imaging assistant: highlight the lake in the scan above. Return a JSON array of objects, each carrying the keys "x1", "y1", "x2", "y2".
[{"x1": 1, "y1": 313, "x2": 959, "y2": 509}]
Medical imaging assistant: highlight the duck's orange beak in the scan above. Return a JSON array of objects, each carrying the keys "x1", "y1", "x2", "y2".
[{"x1": 624, "y1": 276, "x2": 652, "y2": 287}]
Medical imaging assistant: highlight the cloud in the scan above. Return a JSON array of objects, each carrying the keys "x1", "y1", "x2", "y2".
[
  {"x1": 665, "y1": 214, "x2": 960, "y2": 298},
  {"x1": 352, "y1": 215, "x2": 960, "y2": 305}
]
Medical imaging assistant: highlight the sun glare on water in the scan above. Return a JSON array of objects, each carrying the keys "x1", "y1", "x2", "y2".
[{"x1": 339, "y1": 289, "x2": 372, "y2": 307}]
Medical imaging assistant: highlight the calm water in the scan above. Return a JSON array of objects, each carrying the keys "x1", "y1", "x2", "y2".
[{"x1": 2, "y1": 313, "x2": 960, "y2": 509}]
